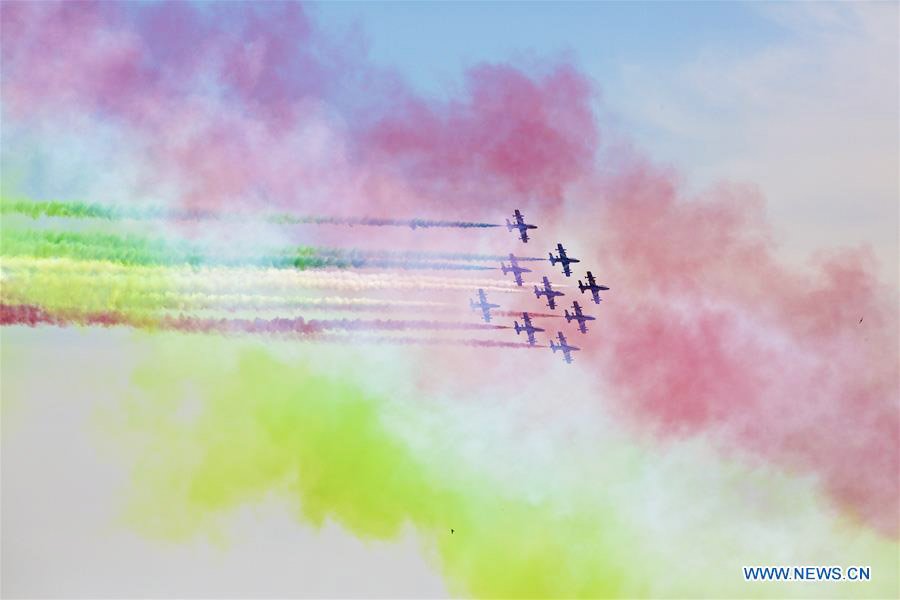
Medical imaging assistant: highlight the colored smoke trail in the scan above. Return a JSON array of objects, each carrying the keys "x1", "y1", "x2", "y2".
[
  {"x1": 100, "y1": 341, "x2": 894, "y2": 599},
  {"x1": 310, "y1": 333, "x2": 545, "y2": 349},
  {"x1": 1, "y1": 258, "x2": 527, "y2": 304},
  {"x1": 315, "y1": 260, "x2": 496, "y2": 272},
  {"x1": 302, "y1": 247, "x2": 546, "y2": 263},
  {"x1": 0, "y1": 229, "x2": 497, "y2": 271},
  {"x1": 111, "y1": 293, "x2": 453, "y2": 314},
  {"x1": 340, "y1": 251, "x2": 545, "y2": 262},
  {"x1": 0, "y1": 303, "x2": 510, "y2": 336},
  {"x1": 494, "y1": 310, "x2": 562, "y2": 319},
  {"x1": 1, "y1": 201, "x2": 499, "y2": 229},
  {"x1": 310, "y1": 319, "x2": 510, "y2": 332},
  {"x1": 271, "y1": 215, "x2": 499, "y2": 229}
]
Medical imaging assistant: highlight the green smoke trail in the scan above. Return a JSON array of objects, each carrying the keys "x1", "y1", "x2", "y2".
[
  {"x1": 0, "y1": 229, "x2": 354, "y2": 269},
  {"x1": 1, "y1": 199, "x2": 500, "y2": 229},
  {"x1": 111, "y1": 339, "x2": 640, "y2": 598},
  {"x1": 0, "y1": 229, "x2": 498, "y2": 271},
  {"x1": 2, "y1": 228, "x2": 205, "y2": 266},
  {"x1": 102, "y1": 338, "x2": 898, "y2": 599},
  {"x1": 1, "y1": 199, "x2": 122, "y2": 220}
]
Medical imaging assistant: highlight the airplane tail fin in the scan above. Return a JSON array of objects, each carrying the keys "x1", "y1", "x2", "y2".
[
  {"x1": 549, "y1": 253, "x2": 556, "y2": 265},
  {"x1": 505, "y1": 218, "x2": 513, "y2": 232},
  {"x1": 564, "y1": 310, "x2": 572, "y2": 322}
]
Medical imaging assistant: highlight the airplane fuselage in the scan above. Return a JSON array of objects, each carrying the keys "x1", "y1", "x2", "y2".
[
  {"x1": 534, "y1": 277, "x2": 564, "y2": 309},
  {"x1": 470, "y1": 290, "x2": 499, "y2": 322},
  {"x1": 565, "y1": 302, "x2": 595, "y2": 333},
  {"x1": 535, "y1": 288, "x2": 564, "y2": 309},
  {"x1": 514, "y1": 313, "x2": 544, "y2": 345},
  {"x1": 506, "y1": 211, "x2": 537, "y2": 243},
  {"x1": 578, "y1": 273, "x2": 609, "y2": 305},
  {"x1": 500, "y1": 257, "x2": 531, "y2": 286},
  {"x1": 565, "y1": 314, "x2": 594, "y2": 334},
  {"x1": 549, "y1": 244, "x2": 580, "y2": 277},
  {"x1": 550, "y1": 332, "x2": 579, "y2": 364}
]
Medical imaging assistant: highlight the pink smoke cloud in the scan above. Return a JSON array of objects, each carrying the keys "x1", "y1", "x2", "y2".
[{"x1": 572, "y1": 158, "x2": 899, "y2": 535}]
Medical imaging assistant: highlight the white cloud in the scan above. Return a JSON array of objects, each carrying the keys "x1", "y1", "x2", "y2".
[{"x1": 602, "y1": 2, "x2": 898, "y2": 285}]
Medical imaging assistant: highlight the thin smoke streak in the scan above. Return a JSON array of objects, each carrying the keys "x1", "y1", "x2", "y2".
[
  {"x1": 2, "y1": 201, "x2": 499, "y2": 229},
  {"x1": 310, "y1": 319, "x2": 510, "y2": 332},
  {"x1": 77, "y1": 292, "x2": 454, "y2": 314},
  {"x1": 322, "y1": 259, "x2": 497, "y2": 271},
  {"x1": 127, "y1": 293, "x2": 454, "y2": 312},
  {"x1": 310, "y1": 249, "x2": 547, "y2": 262},
  {"x1": 1, "y1": 257, "x2": 532, "y2": 293},
  {"x1": 271, "y1": 215, "x2": 499, "y2": 229},
  {"x1": 494, "y1": 310, "x2": 562, "y2": 318},
  {"x1": 2, "y1": 228, "x2": 539, "y2": 268},
  {"x1": 0, "y1": 303, "x2": 511, "y2": 335},
  {"x1": 309, "y1": 333, "x2": 546, "y2": 349},
  {"x1": 175, "y1": 306, "x2": 565, "y2": 318}
]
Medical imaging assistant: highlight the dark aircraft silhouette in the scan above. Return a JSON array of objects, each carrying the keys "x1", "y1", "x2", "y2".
[
  {"x1": 534, "y1": 276, "x2": 564, "y2": 310},
  {"x1": 500, "y1": 253, "x2": 532, "y2": 286},
  {"x1": 550, "y1": 331, "x2": 580, "y2": 364},
  {"x1": 506, "y1": 209, "x2": 537, "y2": 243},
  {"x1": 469, "y1": 288, "x2": 499, "y2": 323},
  {"x1": 548, "y1": 243, "x2": 580, "y2": 277},
  {"x1": 513, "y1": 312, "x2": 545, "y2": 346},
  {"x1": 564, "y1": 301, "x2": 595, "y2": 334},
  {"x1": 577, "y1": 271, "x2": 609, "y2": 304}
]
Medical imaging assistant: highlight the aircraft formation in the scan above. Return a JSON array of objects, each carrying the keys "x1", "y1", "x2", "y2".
[{"x1": 469, "y1": 209, "x2": 611, "y2": 364}]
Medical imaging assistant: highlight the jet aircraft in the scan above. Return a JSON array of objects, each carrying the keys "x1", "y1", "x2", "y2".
[
  {"x1": 550, "y1": 331, "x2": 580, "y2": 364},
  {"x1": 469, "y1": 288, "x2": 499, "y2": 323},
  {"x1": 577, "y1": 271, "x2": 610, "y2": 304},
  {"x1": 513, "y1": 312, "x2": 545, "y2": 346},
  {"x1": 548, "y1": 243, "x2": 580, "y2": 277},
  {"x1": 500, "y1": 253, "x2": 532, "y2": 286},
  {"x1": 506, "y1": 209, "x2": 537, "y2": 243},
  {"x1": 564, "y1": 301, "x2": 595, "y2": 334},
  {"x1": 534, "y1": 276, "x2": 564, "y2": 310}
]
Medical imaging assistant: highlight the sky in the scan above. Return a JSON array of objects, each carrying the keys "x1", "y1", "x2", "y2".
[
  {"x1": 314, "y1": 1, "x2": 898, "y2": 285},
  {"x1": 1, "y1": 2, "x2": 898, "y2": 598}
]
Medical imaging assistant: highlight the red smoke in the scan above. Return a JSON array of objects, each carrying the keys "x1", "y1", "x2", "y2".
[
  {"x1": 577, "y1": 160, "x2": 899, "y2": 535},
  {"x1": 366, "y1": 64, "x2": 598, "y2": 208}
]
